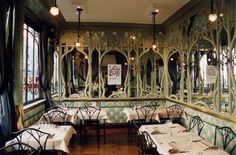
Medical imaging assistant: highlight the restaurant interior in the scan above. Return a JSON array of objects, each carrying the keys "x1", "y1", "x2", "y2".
[{"x1": 0, "y1": 0, "x2": 236, "y2": 154}]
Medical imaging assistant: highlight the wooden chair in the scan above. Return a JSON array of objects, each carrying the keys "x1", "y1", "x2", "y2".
[
  {"x1": 214, "y1": 126, "x2": 236, "y2": 154},
  {"x1": 188, "y1": 116, "x2": 205, "y2": 136},
  {"x1": 165, "y1": 104, "x2": 184, "y2": 124},
  {"x1": 79, "y1": 106, "x2": 101, "y2": 148},
  {"x1": 0, "y1": 142, "x2": 40, "y2": 155},
  {"x1": 138, "y1": 131, "x2": 159, "y2": 155}
]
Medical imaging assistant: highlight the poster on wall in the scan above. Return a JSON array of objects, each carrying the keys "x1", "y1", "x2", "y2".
[
  {"x1": 207, "y1": 65, "x2": 217, "y2": 84},
  {"x1": 107, "y1": 64, "x2": 121, "y2": 85}
]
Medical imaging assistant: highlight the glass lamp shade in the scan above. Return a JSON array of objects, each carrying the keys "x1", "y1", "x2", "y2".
[
  {"x1": 208, "y1": 13, "x2": 217, "y2": 22},
  {"x1": 152, "y1": 44, "x2": 157, "y2": 49},
  {"x1": 76, "y1": 42, "x2": 81, "y2": 47},
  {"x1": 50, "y1": 6, "x2": 59, "y2": 16}
]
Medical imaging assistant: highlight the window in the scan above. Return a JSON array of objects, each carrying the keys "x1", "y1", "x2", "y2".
[
  {"x1": 51, "y1": 52, "x2": 59, "y2": 94},
  {"x1": 23, "y1": 23, "x2": 40, "y2": 104}
]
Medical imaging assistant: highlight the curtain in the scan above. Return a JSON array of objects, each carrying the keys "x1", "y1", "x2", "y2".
[
  {"x1": 0, "y1": 0, "x2": 15, "y2": 146},
  {"x1": 39, "y1": 25, "x2": 53, "y2": 109}
]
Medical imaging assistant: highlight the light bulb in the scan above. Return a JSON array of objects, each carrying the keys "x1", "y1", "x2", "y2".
[
  {"x1": 50, "y1": 6, "x2": 59, "y2": 16},
  {"x1": 76, "y1": 42, "x2": 80, "y2": 47},
  {"x1": 208, "y1": 13, "x2": 217, "y2": 22},
  {"x1": 152, "y1": 44, "x2": 157, "y2": 49}
]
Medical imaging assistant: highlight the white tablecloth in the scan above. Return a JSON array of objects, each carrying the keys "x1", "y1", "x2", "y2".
[
  {"x1": 6, "y1": 124, "x2": 76, "y2": 153},
  {"x1": 139, "y1": 123, "x2": 229, "y2": 155}
]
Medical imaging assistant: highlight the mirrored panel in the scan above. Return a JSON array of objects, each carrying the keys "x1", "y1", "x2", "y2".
[
  {"x1": 91, "y1": 49, "x2": 99, "y2": 98},
  {"x1": 168, "y1": 52, "x2": 181, "y2": 95},
  {"x1": 101, "y1": 50, "x2": 128, "y2": 98},
  {"x1": 139, "y1": 49, "x2": 163, "y2": 96},
  {"x1": 191, "y1": 39, "x2": 216, "y2": 95},
  {"x1": 190, "y1": 39, "x2": 217, "y2": 110},
  {"x1": 61, "y1": 47, "x2": 88, "y2": 97}
]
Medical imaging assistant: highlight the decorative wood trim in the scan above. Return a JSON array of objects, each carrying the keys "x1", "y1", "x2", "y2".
[
  {"x1": 52, "y1": 97, "x2": 236, "y2": 124},
  {"x1": 165, "y1": 97, "x2": 236, "y2": 124},
  {"x1": 61, "y1": 22, "x2": 164, "y2": 32}
]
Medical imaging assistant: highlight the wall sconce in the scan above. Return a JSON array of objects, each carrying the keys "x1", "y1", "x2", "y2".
[
  {"x1": 76, "y1": 6, "x2": 83, "y2": 47},
  {"x1": 50, "y1": 0, "x2": 59, "y2": 16},
  {"x1": 208, "y1": 0, "x2": 217, "y2": 22},
  {"x1": 152, "y1": 9, "x2": 158, "y2": 49}
]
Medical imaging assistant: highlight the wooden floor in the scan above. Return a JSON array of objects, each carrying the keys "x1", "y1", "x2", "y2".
[{"x1": 68, "y1": 128, "x2": 139, "y2": 155}]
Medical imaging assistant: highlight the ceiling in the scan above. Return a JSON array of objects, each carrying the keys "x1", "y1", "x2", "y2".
[{"x1": 57, "y1": 0, "x2": 190, "y2": 24}]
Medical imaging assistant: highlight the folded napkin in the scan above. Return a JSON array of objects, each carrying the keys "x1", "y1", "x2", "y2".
[
  {"x1": 182, "y1": 129, "x2": 189, "y2": 132},
  {"x1": 151, "y1": 130, "x2": 161, "y2": 134},
  {"x1": 160, "y1": 142, "x2": 187, "y2": 154},
  {"x1": 169, "y1": 142, "x2": 188, "y2": 154},
  {"x1": 151, "y1": 127, "x2": 167, "y2": 135},
  {"x1": 204, "y1": 146, "x2": 219, "y2": 151}
]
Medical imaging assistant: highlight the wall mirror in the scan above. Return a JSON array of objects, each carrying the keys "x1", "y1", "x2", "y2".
[
  {"x1": 138, "y1": 49, "x2": 164, "y2": 97},
  {"x1": 101, "y1": 50, "x2": 128, "y2": 98},
  {"x1": 91, "y1": 49, "x2": 99, "y2": 98},
  {"x1": 188, "y1": 39, "x2": 217, "y2": 110},
  {"x1": 190, "y1": 39, "x2": 216, "y2": 96},
  {"x1": 60, "y1": 47, "x2": 89, "y2": 98},
  {"x1": 168, "y1": 52, "x2": 181, "y2": 95}
]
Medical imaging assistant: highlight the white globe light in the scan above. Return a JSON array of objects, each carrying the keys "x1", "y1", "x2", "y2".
[
  {"x1": 50, "y1": 6, "x2": 59, "y2": 16},
  {"x1": 208, "y1": 13, "x2": 217, "y2": 22},
  {"x1": 152, "y1": 44, "x2": 157, "y2": 49},
  {"x1": 76, "y1": 42, "x2": 80, "y2": 47}
]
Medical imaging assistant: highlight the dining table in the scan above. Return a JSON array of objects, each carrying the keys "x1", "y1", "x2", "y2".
[
  {"x1": 5, "y1": 124, "x2": 76, "y2": 154},
  {"x1": 139, "y1": 123, "x2": 229, "y2": 155}
]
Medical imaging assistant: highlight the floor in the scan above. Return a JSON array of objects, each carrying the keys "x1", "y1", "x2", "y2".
[{"x1": 68, "y1": 128, "x2": 139, "y2": 155}]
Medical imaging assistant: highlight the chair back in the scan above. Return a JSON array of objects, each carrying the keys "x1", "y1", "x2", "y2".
[
  {"x1": 139, "y1": 131, "x2": 157, "y2": 153},
  {"x1": 11, "y1": 128, "x2": 51, "y2": 150},
  {"x1": 43, "y1": 109, "x2": 69, "y2": 124},
  {"x1": 166, "y1": 104, "x2": 184, "y2": 118},
  {"x1": 0, "y1": 142, "x2": 40, "y2": 155},
  {"x1": 189, "y1": 116, "x2": 205, "y2": 136},
  {"x1": 214, "y1": 126, "x2": 236, "y2": 154},
  {"x1": 79, "y1": 106, "x2": 101, "y2": 120},
  {"x1": 135, "y1": 105, "x2": 156, "y2": 122}
]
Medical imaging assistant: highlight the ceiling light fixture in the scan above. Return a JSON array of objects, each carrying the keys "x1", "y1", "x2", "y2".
[
  {"x1": 76, "y1": 6, "x2": 83, "y2": 47},
  {"x1": 152, "y1": 9, "x2": 158, "y2": 49},
  {"x1": 50, "y1": 0, "x2": 59, "y2": 16},
  {"x1": 208, "y1": 0, "x2": 217, "y2": 22}
]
